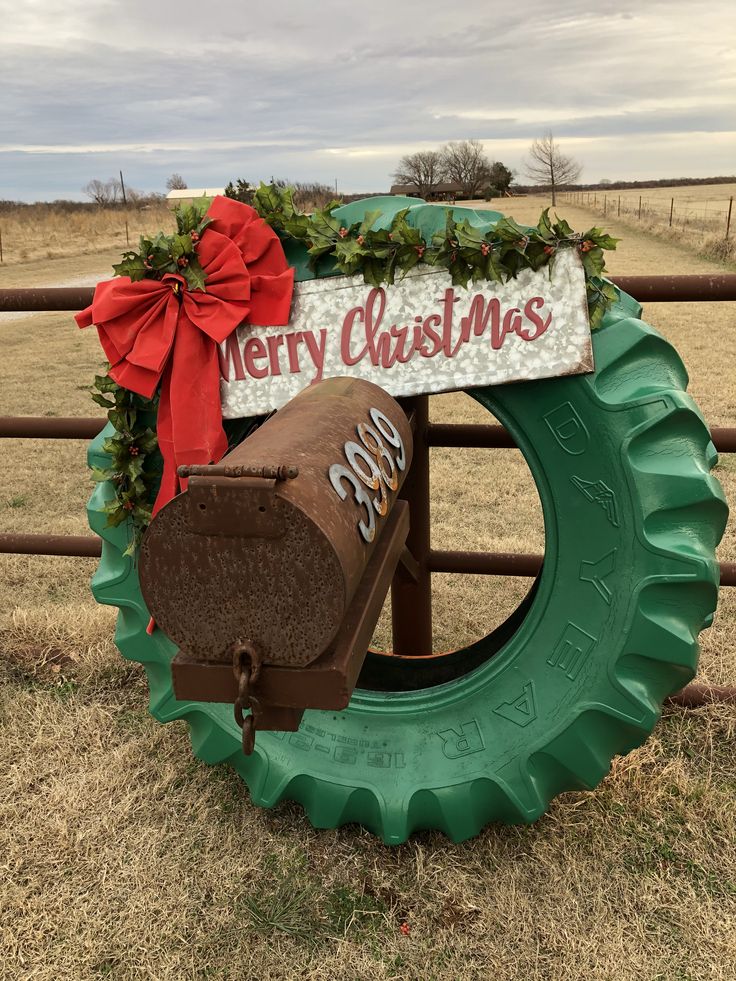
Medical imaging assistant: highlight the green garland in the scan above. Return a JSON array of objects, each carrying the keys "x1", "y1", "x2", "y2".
[
  {"x1": 252, "y1": 183, "x2": 619, "y2": 329},
  {"x1": 89, "y1": 373, "x2": 159, "y2": 555},
  {"x1": 112, "y1": 200, "x2": 213, "y2": 289},
  {"x1": 92, "y1": 186, "x2": 619, "y2": 545}
]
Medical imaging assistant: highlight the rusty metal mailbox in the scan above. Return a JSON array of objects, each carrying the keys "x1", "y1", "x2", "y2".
[{"x1": 139, "y1": 377, "x2": 413, "y2": 751}]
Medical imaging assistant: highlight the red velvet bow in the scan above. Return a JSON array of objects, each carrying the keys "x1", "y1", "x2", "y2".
[{"x1": 77, "y1": 197, "x2": 294, "y2": 515}]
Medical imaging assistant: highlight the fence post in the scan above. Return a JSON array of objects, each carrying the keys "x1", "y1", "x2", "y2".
[
  {"x1": 0, "y1": 228, "x2": 3, "y2": 263},
  {"x1": 638, "y1": 196, "x2": 642, "y2": 220},
  {"x1": 669, "y1": 198, "x2": 674, "y2": 227},
  {"x1": 727, "y1": 197, "x2": 733, "y2": 239},
  {"x1": 125, "y1": 221, "x2": 129, "y2": 246},
  {"x1": 617, "y1": 196, "x2": 621, "y2": 217},
  {"x1": 391, "y1": 394, "x2": 433, "y2": 655},
  {"x1": 603, "y1": 195, "x2": 607, "y2": 216}
]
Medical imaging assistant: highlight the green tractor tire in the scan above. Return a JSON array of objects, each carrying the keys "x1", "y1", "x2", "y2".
[{"x1": 87, "y1": 298, "x2": 727, "y2": 844}]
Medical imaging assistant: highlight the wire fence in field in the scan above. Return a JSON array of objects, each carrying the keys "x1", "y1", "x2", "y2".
[{"x1": 561, "y1": 190, "x2": 734, "y2": 239}]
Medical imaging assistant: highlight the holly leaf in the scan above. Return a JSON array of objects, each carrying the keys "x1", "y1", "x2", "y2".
[
  {"x1": 455, "y1": 220, "x2": 483, "y2": 248},
  {"x1": 310, "y1": 206, "x2": 342, "y2": 239},
  {"x1": 91, "y1": 392, "x2": 114, "y2": 409},
  {"x1": 536, "y1": 208, "x2": 554, "y2": 241},
  {"x1": 283, "y1": 214, "x2": 310, "y2": 240},
  {"x1": 362, "y1": 257, "x2": 387, "y2": 287},
  {"x1": 485, "y1": 252, "x2": 505, "y2": 283},
  {"x1": 183, "y1": 255, "x2": 207, "y2": 292},
  {"x1": 108, "y1": 407, "x2": 133, "y2": 434},
  {"x1": 584, "y1": 229, "x2": 619, "y2": 250},
  {"x1": 94, "y1": 374, "x2": 117, "y2": 393},
  {"x1": 170, "y1": 234, "x2": 194, "y2": 259},
  {"x1": 137, "y1": 429, "x2": 158, "y2": 454},
  {"x1": 551, "y1": 215, "x2": 575, "y2": 238},
  {"x1": 253, "y1": 182, "x2": 295, "y2": 227},
  {"x1": 113, "y1": 254, "x2": 147, "y2": 281},
  {"x1": 133, "y1": 504, "x2": 153, "y2": 524},
  {"x1": 581, "y1": 248, "x2": 606, "y2": 278},
  {"x1": 359, "y1": 210, "x2": 382, "y2": 235}
]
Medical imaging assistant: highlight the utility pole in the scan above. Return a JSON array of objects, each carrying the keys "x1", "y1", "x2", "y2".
[{"x1": 119, "y1": 170, "x2": 127, "y2": 206}]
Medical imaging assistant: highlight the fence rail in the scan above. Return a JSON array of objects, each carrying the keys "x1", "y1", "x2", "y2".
[
  {"x1": 1, "y1": 278, "x2": 734, "y2": 705},
  {"x1": 2, "y1": 275, "x2": 736, "y2": 313}
]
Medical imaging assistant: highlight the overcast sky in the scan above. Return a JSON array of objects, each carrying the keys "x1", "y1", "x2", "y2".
[{"x1": 1, "y1": 0, "x2": 734, "y2": 201}]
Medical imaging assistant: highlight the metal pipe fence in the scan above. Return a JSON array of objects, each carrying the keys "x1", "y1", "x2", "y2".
[{"x1": 1, "y1": 279, "x2": 735, "y2": 704}]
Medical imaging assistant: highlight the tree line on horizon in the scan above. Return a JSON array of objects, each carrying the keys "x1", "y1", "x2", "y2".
[
  {"x1": 391, "y1": 140, "x2": 514, "y2": 201},
  {"x1": 392, "y1": 134, "x2": 585, "y2": 205}
]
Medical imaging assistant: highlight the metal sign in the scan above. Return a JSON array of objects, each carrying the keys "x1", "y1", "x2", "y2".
[{"x1": 219, "y1": 248, "x2": 593, "y2": 419}]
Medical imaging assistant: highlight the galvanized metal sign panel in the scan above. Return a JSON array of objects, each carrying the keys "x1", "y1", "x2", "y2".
[{"x1": 219, "y1": 248, "x2": 593, "y2": 419}]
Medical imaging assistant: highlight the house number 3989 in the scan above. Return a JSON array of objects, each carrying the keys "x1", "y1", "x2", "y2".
[{"x1": 329, "y1": 408, "x2": 407, "y2": 543}]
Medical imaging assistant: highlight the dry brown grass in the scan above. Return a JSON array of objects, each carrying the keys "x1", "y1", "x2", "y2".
[
  {"x1": 0, "y1": 202, "x2": 175, "y2": 266},
  {"x1": 0, "y1": 195, "x2": 735, "y2": 980}
]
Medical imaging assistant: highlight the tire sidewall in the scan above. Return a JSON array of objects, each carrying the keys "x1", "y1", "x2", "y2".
[{"x1": 88, "y1": 314, "x2": 718, "y2": 841}]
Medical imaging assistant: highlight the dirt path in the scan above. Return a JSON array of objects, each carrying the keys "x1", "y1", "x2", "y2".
[{"x1": 0, "y1": 249, "x2": 121, "y2": 323}]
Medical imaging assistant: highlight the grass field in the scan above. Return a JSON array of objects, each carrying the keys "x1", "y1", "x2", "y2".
[
  {"x1": 0, "y1": 196, "x2": 735, "y2": 980},
  {"x1": 0, "y1": 201, "x2": 174, "y2": 266}
]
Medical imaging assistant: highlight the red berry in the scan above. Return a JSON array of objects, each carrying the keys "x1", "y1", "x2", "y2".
[
  {"x1": 400, "y1": 923, "x2": 410, "y2": 936},
  {"x1": 543, "y1": 244, "x2": 555, "y2": 255},
  {"x1": 357, "y1": 235, "x2": 365, "y2": 245},
  {"x1": 581, "y1": 239, "x2": 595, "y2": 253},
  {"x1": 129, "y1": 446, "x2": 140, "y2": 457},
  {"x1": 123, "y1": 500, "x2": 134, "y2": 511},
  {"x1": 339, "y1": 227, "x2": 348, "y2": 238},
  {"x1": 481, "y1": 243, "x2": 490, "y2": 256},
  {"x1": 177, "y1": 257, "x2": 188, "y2": 268},
  {"x1": 415, "y1": 244, "x2": 425, "y2": 257},
  {"x1": 190, "y1": 232, "x2": 200, "y2": 243}
]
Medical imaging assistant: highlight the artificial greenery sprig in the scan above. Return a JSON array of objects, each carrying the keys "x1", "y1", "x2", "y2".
[
  {"x1": 252, "y1": 182, "x2": 619, "y2": 328},
  {"x1": 89, "y1": 372, "x2": 159, "y2": 556},
  {"x1": 111, "y1": 199, "x2": 213, "y2": 292}
]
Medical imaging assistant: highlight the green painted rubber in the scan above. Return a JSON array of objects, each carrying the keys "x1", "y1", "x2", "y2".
[{"x1": 86, "y1": 204, "x2": 728, "y2": 843}]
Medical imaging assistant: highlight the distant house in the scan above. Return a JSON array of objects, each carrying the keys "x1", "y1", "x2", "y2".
[
  {"x1": 165, "y1": 188, "x2": 225, "y2": 206},
  {"x1": 389, "y1": 181, "x2": 468, "y2": 201}
]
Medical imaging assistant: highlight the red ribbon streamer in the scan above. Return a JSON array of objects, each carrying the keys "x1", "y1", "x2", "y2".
[{"x1": 76, "y1": 197, "x2": 294, "y2": 515}]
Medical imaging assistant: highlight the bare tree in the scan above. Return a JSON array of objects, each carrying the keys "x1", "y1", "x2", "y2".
[
  {"x1": 439, "y1": 140, "x2": 493, "y2": 198},
  {"x1": 392, "y1": 151, "x2": 444, "y2": 199},
  {"x1": 166, "y1": 173, "x2": 188, "y2": 191},
  {"x1": 82, "y1": 177, "x2": 122, "y2": 205},
  {"x1": 524, "y1": 133, "x2": 581, "y2": 205}
]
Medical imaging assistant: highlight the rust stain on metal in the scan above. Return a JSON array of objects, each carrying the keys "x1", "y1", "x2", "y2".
[
  {"x1": 140, "y1": 377, "x2": 413, "y2": 670},
  {"x1": 170, "y1": 500, "x2": 410, "y2": 714}
]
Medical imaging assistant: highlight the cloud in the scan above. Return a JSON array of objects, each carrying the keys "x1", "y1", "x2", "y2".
[{"x1": 0, "y1": 0, "x2": 734, "y2": 199}]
